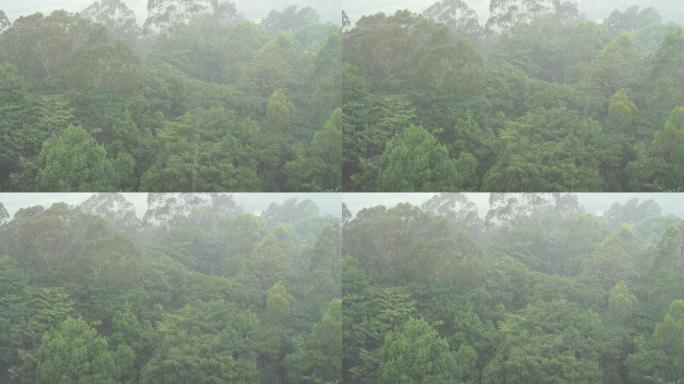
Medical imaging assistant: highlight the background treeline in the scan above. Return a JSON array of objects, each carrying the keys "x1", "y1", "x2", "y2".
[
  {"x1": 0, "y1": 0, "x2": 341, "y2": 192},
  {"x1": 342, "y1": 193, "x2": 684, "y2": 383},
  {"x1": 342, "y1": 0, "x2": 684, "y2": 191},
  {"x1": 0, "y1": 194, "x2": 340, "y2": 383}
]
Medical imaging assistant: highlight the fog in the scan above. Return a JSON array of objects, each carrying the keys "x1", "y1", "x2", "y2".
[
  {"x1": 1, "y1": 0, "x2": 342, "y2": 23},
  {"x1": 0, "y1": 193, "x2": 342, "y2": 218},
  {"x1": 342, "y1": 0, "x2": 684, "y2": 24},
  {"x1": 344, "y1": 193, "x2": 684, "y2": 217}
]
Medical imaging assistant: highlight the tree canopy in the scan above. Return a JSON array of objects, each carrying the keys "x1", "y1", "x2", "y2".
[
  {"x1": 343, "y1": 2, "x2": 684, "y2": 191},
  {"x1": 342, "y1": 193, "x2": 684, "y2": 384},
  {"x1": 0, "y1": 1, "x2": 340, "y2": 191},
  {"x1": 0, "y1": 194, "x2": 340, "y2": 384}
]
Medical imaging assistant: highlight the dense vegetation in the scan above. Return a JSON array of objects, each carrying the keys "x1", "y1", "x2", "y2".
[
  {"x1": 0, "y1": 194, "x2": 340, "y2": 383},
  {"x1": 0, "y1": 0, "x2": 341, "y2": 192},
  {"x1": 342, "y1": 194, "x2": 684, "y2": 383},
  {"x1": 342, "y1": 0, "x2": 684, "y2": 191}
]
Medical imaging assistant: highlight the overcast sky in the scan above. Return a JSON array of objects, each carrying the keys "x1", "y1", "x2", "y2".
[
  {"x1": 0, "y1": 0, "x2": 341, "y2": 23},
  {"x1": 342, "y1": 0, "x2": 684, "y2": 24},
  {"x1": 1, "y1": 193, "x2": 681, "y2": 221},
  {"x1": 343, "y1": 193, "x2": 684, "y2": 218},
  {"x1": 3, "y1": 1, "x2": 682, "y2": 27},
  {"x1": 0, "y1": 193, "x2": 342, "y2": 218}
]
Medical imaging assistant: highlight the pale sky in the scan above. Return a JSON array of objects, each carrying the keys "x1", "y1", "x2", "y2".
[
  {"x1": 0, "y1": 0, "x2": 341, "y2": 23},
  {"x1": 343, "y1": 193, "x2": 684, "y2": 218},
  {"x1": 341, "y1": 0, "x2": 684, "y2": 24},
  {"x1": 3, "y1": 1, "x2": 683, "y2": 25},
  {"x1": 1, "y1": 193, "x2": 681, "y2": 222},
  {"x1": 0, "y1": 193, "x2": 342, "y2": 218}
]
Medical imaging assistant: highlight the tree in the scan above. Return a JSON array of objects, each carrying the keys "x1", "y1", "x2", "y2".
[
  {"x1": 0, "y1": 10, "x2": 139, "y2": 95},
  {"x1": 284, "y1": 299, "x2": 342, "y2": 384},
  {"x1": 606, "y1": 90, "x2": 637, "y2": 132},
  {"x1": 423, "y1": 0, "x2": 482, "y2": 40},
  {"x1": 141, "y1": 300, "x2": 259, "y2": 384},
  {"x1": 265, "y1": 89, "x2": 296, "y2": 133},
  {"x1": 140, "y1": 108, "x2": 261, "y2": 191},
  {"x1": 0, "y1": 64, "x2": 75, "y2": 190},
  {"x1": 34, "y1": 318, "x2": 127, "y2": 384},
  {"x1": 144, "y1": 0, "x2": 240, "y2": 34},
  {"x1": 265, "y1": 281, "x2": 294, "y2": 324},
  {"x1": 263, "y1": 6, "x2": 319, "y2": 34},
  {"x1": 646, "y1": 106, "x2": 684, "y2": 187},
  {"x1": 588, "y1": 226, "x2": 637, "y2": 289},
  {"x1": 243, "y1": 33, "x2": 298, "y2": 97},
  {"x1": 482, "y1": 300, "x2": 602, "y2": 384},
  {"x1": 284, "y1": 109, "x2": 342, "y2": 191},
  {"x1": 247, "y1": 227, "x2": 295, "y2": 290},
  {"x1": 627, "y1": 300, "x2": 684, "y2": 383},
  {"x1": 482, "y1": 108, "x2": 604, "y2": 191},
  {"x1": 79, "y1": 193, "x2": 142, "y2": 236},
  {"x1": 591, "y1": 33, "x2": 639, "y2": 96},
  {"x1": 0, "y1": 256, "x2": 30, "y2": 373},
  {"x1": 377, "y1": 317, "x2": 458, "y2": 384},
  {"x1": 81, "y1": 0, "x2": 140, "y2": 39},
  {"x1": 607, "y1": 281, "x2": 637, "y2": 322},
  {"x1": 0, "y1": 10, "x2": 9, "y2": 33},
  {"x1": 3, "y1": 204, "x2": 140, "y2": 288},
  {"x1": 0, "y1": 203, "x2": 7, "y2": 227},
  {"x1": 643, "y1": 26, "x2": 684, "y2": 127},
  {"x1": 378, "y1": 125, "x2": 460, "y2": 191},
  {"x1": 35, "y1": 125, "x2": 117, "y2": 191},
  {"x1": 628, "y1": 106, "x2": 684, "y2": 191},
  {"x1": 486, "y1": 0, "x2": 554, "y2": 32}
]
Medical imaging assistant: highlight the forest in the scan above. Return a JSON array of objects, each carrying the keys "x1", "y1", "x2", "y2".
[
  {"x1": 342, "y1": 193, "x2": 684, "y2": 383},
  {"x1": 0, "y1": 194, "x2": 340, "y2": 383},
  {"x1": 0, "y1": 0, "x2": 341, "y2": 192},
  {"x1": 342, "y1": 0, "x2": 684, "y2": 191}
]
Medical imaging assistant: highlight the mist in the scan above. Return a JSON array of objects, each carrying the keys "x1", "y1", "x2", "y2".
[
  {"x1": 1, "y1": 0, "x2": 342, "y2": 23},
  {"x1": 342, "y1": 0, "x2": 684, "y2": 24},
  {"x1": 0, "y1": 193, "x2": 342, "y2": 218},
  {"x1": 343, "y1": 193, "x2": 684, "y2": 217}
]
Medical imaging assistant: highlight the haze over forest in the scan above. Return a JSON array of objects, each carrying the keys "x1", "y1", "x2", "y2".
[
  {"x1": 343, "y1": 0, "x2": 684, "y2": 24},
  {"x1": 2, "y1": 0, "x2": 341, "y2": 22}
]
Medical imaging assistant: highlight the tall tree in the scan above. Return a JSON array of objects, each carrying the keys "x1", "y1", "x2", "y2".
[
  {"x1": 144, "y1": 0, "x2": 239, "y2": 34},
  {"x1": 377, "y1": 317, "x2": 459, "y2": 384},
  {"x1": 34, "y1": 318, "x2": 128, "y2": 384},
  {"x1": 35, "y1": 126, "x2": 117, "y2": 191},
  {"x1": 378, "y1": 125, "x2": 461, "y2": 191},
  {"x1": 0, "y1": 10, "x2": 9, "y2": 33},
  {"x1": 81, "y1": 0, "x2": 140, "y2": 39}
]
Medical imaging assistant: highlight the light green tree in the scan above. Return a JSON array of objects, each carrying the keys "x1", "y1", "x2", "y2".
[
  {"x1": 36, "y1": 125, "x2": 117, "y2": 191},
  {"x1": 35, "y1": 318, "x2": 127, "y2": 384},
  {"x1": 378, "y1": 317, "x2": 459, "y2": 384}
]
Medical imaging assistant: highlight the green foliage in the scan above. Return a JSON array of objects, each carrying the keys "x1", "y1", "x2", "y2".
[
  {"x1": 34, "y1": 318, "x2": 125, "y2": 384},
  {"x1": 627, "y1": 300, "x2": 684, "y2": 383},
  {"x1": 35, "y1": 125, "x2": 117, "y2": 191},
  {"x1": 482, "y1": 300, "x2": 602, "y2": 384},
  {"x1": 628, "y1": 106, "x2": 684, "y2": 191},
  {"x1": 378, "y1": 318, "x2": 459, "y2": 384},
  {"x1": 0, "y1": 3, "x2": 340, "y2": 191},
  {"x1": 482, "y1": 108, "x2": 604, "y2": 191},
  {"x1": 343, "y1": 195, "x2": 683, "y2": 384},
  {"x1": 0, "y1": 194, "x2": 339, "y2": 383},
  {"x1": 378, "y1": 125, "x2": 460, "y2": 191},
  {"x1": 140, "y1": 107, "x2": 261, "y2": 192},
  {"x1": 140, "y1": 300, "x2": 259, "y2": 384},
  {"x1": 343, "y1": 5, "x2": 684, "y2": 191},
  {"x1": 284, "y1": 299, "x2": 342, "y2": 384},
  {"x1": 265, "y1": 282, "x2": 295, "y2": 323},
  {"x1": 284, "y1": 109, "x2": 342, "y2": 191},
  {"x1": 608, "y1": 282, "x2": 637, "y2": 322}
]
